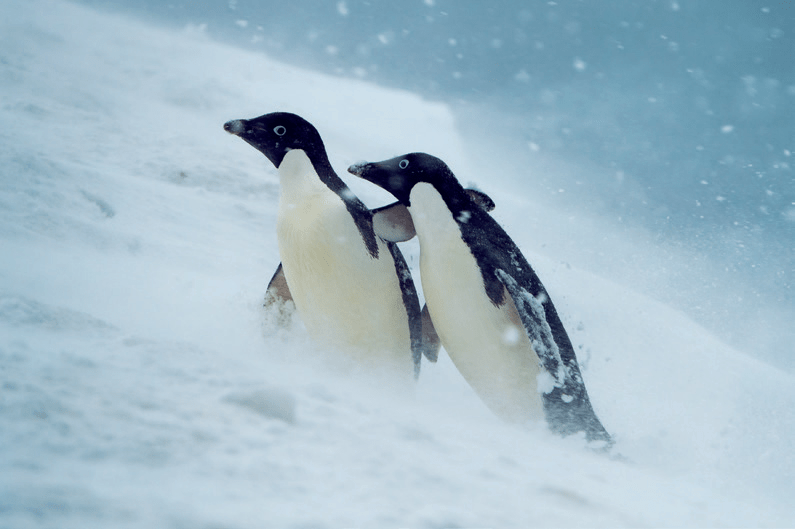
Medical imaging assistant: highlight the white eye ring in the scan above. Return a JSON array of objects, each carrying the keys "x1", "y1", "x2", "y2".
[
  {"x1": 399, "y1": 159, "x2": 409, "y2": 169},
  {"x1": 274, "y1": 125, "x2": 286, "y2": 136}
]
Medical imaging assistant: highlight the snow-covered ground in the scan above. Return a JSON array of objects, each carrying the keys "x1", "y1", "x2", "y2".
[{"x1": 1, "y1": 1, "x2": 794, "y2": 527}]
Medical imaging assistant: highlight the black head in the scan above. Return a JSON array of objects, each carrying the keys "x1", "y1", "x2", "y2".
[
  {"x1": 223, "y1": 112, "x2": 325, "y2": 168},
  {"x1": 348, "y1": 153, "x2": 457, "y2": 206}
]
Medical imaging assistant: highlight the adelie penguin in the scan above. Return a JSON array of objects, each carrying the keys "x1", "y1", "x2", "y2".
[
  {"x1": 223, "y1": 112, "x2": 439, "y2": 380},
  {"x1": 349, "y1": 153, "x2": 612, "y2": 444}
]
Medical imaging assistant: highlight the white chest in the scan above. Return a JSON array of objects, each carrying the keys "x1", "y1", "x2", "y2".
[
  {"x1": 409, "y1": 184, "x2": 543, "y2": 422},
  {"x1": 274, "y1": 150, "x2": 412, "y2": 376}
]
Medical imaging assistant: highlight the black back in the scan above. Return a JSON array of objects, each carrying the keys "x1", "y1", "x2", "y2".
[{"x1": 456, "y1": 197, "x2": 610, "y2": 443}]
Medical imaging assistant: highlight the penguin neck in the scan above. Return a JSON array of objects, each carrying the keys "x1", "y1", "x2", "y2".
[
  {"x1": 278, "y1": 149, "x2": 360, "y2": 203},
  {"x1": 277, "y1": 149, "x2": 379, "y2": 258},
  {"x1": 277, "y1": 149, "x2": 331, "y2": 198},
  {"x1": 408, "y1": 183, "x2": 467, "y2": 247}
]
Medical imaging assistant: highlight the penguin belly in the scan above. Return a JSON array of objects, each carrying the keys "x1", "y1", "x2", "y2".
[
  {"x1": 409, "y1": 184, "x2": 543, "y2": 422},
  {"x1": 276, "y1": 152, "x2": 413, "y2": 377}
]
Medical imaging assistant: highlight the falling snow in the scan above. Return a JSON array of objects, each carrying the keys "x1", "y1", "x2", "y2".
[{"x1": 2, "y1": 1, "x2": 794, "y2": 527}]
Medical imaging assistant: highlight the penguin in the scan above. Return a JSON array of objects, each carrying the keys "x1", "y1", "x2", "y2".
[
  {"x1": 223, "y1": 113, "x2": 439, "y2": 379},
  {"x1": 348, "y1": 153, "x2": 611, "y2": 444}
]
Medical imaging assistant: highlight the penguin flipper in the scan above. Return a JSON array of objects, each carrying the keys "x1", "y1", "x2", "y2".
[
  {"x1": 496, "y1": 269, "x2": 612, "y2": 445},
  {"x1": 419, "y1": 304, "x2": 440, "y2": 362},
  {"x1": 495, "y1": 270, "x2": 562, "y2": 377},
  {"x1": 263, "y1": 263, "x2": 296, "y2": 328},
  {"x1": 372, "y1": 202, "x2": 416, "y2": 242},
  {"x1": 465, "y1": 188, "x2": 496, "y2": 212},
  {"x1": 384, "y1": 242, "x2": 424, "y2": 379},
  {"x1": 264, "y1": 263, "x2": 293, "y2": 306}
]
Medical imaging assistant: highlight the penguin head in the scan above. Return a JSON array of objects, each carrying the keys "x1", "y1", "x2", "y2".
[
  {"x1": 223, "y1": 112, "x2": 324, "y2": 168},
  {"x1": 348, "y1": 153, "x2": 455, "y2": 206}
]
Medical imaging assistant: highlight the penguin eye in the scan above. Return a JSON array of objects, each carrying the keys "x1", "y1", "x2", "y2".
[
  {"x1": 398, "y1": 159, "x2": 409, "y2": 169},
  {"x1": 273, "y1": 125, "x2": 286, "y2": 136}
]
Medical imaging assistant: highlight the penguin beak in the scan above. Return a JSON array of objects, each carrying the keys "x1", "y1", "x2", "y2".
[
  {"x1": 348, "y1": 162, "x2": 410, "y2": 204},
  {"x1": 349, "y1": 161, "x2": 394, "y2": 188},
  {"x1": 223, "y1": 119, "x2": 247, "y2": 136},
  {"x1": 346, "y1": 161, "x2": 369, "y2": 178},
  {"x1": 348, "y1": 161, "x2": 387, "y2": 189}
]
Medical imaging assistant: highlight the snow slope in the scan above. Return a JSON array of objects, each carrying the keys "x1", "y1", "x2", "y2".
[{"x1": 1, "y1": 1, "x2": 794, "y2": 527}]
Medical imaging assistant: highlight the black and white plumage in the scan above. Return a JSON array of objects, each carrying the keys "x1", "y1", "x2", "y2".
[
  {"x1": 223, "y1": 113, "x2": 438, "y2": 379},
  {"x1": 349, "y1": 153, "x2": 611, "y2": 443}
]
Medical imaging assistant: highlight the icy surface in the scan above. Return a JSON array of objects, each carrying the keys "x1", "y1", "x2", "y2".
[{"x1": 1, "y1": 1, "x2": 794, "y2": 527}]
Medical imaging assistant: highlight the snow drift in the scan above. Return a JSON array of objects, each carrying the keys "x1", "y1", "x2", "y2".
[{"x1": 1, "y1": 1, "x2": 793, "y2": 527}]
